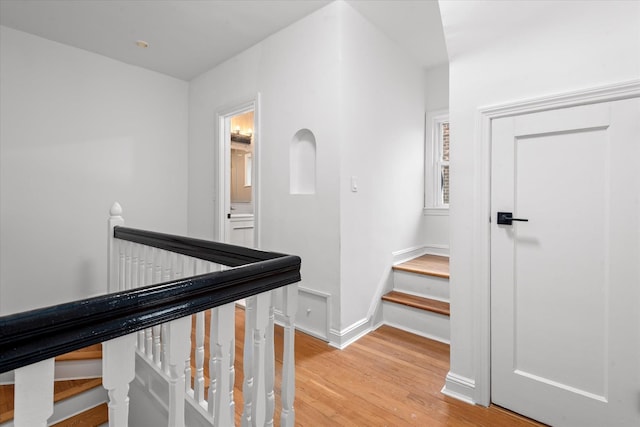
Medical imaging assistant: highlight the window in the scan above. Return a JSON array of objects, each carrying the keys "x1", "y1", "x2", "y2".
[
  {"x1": 436, "y1": 121, "x2": 450, "y2": 205},
  {"x1": 424, "y1": 111, "x2": 450, "y2": 213}
]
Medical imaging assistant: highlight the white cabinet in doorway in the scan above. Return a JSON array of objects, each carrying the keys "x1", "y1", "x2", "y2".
[{"x1": 228, "y1": 214, "x2": 254, "y2": 248}]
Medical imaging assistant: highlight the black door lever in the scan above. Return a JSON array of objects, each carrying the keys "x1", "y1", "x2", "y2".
[{"x1": 497, "y1": 212, "x2": 529, "y2": 226}]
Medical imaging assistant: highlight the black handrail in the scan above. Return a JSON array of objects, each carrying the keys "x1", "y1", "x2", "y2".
[
  {"x1": 114, "y1": 226, "x2": 283, "y2": 267},
  {"x1": 0, "y1": 228, "x2": 301, "y2": 373}
]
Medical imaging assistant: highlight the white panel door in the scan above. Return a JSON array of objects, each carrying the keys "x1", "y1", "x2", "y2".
[{"x1": 491, "y1": 98, "x2": 640, "y2": 426}]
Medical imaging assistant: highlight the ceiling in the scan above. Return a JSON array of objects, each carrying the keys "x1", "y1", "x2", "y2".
[{"x1": 0, "y1": 0, "x2": 448, "y2": 81}]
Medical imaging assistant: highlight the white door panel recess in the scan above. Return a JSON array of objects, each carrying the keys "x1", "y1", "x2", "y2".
[{"x1": 491, "y1": 98, "x2": 640, "y2": 426}]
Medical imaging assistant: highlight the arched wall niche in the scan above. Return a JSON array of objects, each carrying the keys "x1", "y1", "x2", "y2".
[{"x1": 290, "y1": 129, "x2": 316, "y2": 195}]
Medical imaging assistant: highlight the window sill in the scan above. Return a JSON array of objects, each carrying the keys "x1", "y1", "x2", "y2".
[{"x1": 423, "y1": 207, "x2": 449, "y2": 216}]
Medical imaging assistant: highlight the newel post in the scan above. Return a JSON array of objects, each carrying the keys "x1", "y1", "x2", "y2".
[{"x1": 108, "y1": 202, "x2": 124, "y2": 293}]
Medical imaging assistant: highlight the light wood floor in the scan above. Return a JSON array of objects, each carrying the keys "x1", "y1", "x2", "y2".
[
  {"x1": 230, "y1": 307, "x2": 543, "y2": 426},
  {"x1": 393, "y1": 254, "x2": 450, "y2": 278},
  {"x1": 1, "y1": 307, "x2": 545, "y2": 426}
]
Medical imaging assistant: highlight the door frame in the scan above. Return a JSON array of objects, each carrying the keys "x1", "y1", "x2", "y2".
[
  {"x1": 216, "y1": 94, "x2": 261, "y2": 247},
  {"x1": 470, "y1": 79, "x2": 640, "y2": 406}
]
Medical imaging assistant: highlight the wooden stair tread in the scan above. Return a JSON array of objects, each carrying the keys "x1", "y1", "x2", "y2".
[
  {"x1": 0, "y1": 378, "x2": 103, "y2": 423},
  {"x1": 51, "y1": 402, "x2": 108, "y2": 427},
  {"x1": 55, "y1": 344, "x2": 102, "y2": 361},
  {"x1": 0, "y1": 384, "x2": 14, "y2": 423},
  {"x1": 54, "y1": 378, "x2": 103, "y2": 403},
  {"x1": 382, "y1": 291, "x2": 450, "y2": 316},
  {"x1": 393, "y1": 254, "x2": 449, "y2": 278}
]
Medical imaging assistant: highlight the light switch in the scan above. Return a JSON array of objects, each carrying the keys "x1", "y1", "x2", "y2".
[{"x1": 351, "y1": 176, "x2": 358, "y2": 192}]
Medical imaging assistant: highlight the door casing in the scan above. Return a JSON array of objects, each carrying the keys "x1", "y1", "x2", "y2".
[
  {"x1": 216, "y1": 94, "x2": 261, "y2": 247},
  {"x1": 466, "y1": 79, "x2": 640, "y2": 406}
]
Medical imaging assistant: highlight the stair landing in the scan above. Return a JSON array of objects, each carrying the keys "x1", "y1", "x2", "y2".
[{"x1": 392, "y1": 254, "x2": 449, "y2": 278}]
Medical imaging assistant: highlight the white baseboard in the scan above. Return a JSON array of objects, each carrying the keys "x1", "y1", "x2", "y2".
[
  {"x1": 328, "y1": 317, "x2": 372, "y2": 349},
  {"x1": 392, "y1": 245, "x2": 430, "y2": 265},
  {"x1": 420, "y1": 244, "x2": 450, "y2": 257},
  {"x1": 392, "y1": 245, "x2": 449, "y2": 265},
  {"x1": 441, "y1": 371, "x2": 476, "y2": 405}
]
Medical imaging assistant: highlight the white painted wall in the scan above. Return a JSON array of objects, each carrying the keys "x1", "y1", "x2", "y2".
[
  {"x1": 425, "y1": 63, "x2": 449, "y2": 112},
  {"x1": 438, "y1": 0, "x2": 640, "y2": 403},
  {"x1": 188, "y1": 3, "x2": 342, "y2": 334},
  {"x1": 0, "y1": 26, "x2": 188, "y2": 315},
  {"x1": 423, "y1": 63, "x2": 450, "y2": 251},
  {"x1": 189, "y1": 2, "x2": 430, "y2": 343},
  {"x1": 339, "y1": 3, "x2": 427, "y2": 332}
]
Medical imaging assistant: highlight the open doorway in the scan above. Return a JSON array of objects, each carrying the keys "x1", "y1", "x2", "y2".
[{"x1": 217, "y1": 99, "x2": 258, "y2": 248}]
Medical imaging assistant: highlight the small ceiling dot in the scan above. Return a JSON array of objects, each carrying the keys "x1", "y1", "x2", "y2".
[{"x1": 135, "y1": 40, "x2": 149, "y2": 48}]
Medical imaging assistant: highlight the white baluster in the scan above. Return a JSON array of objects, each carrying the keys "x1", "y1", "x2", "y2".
[
  {"x1": 14, "y1": 358, "x2": 54, "y2": 427},
  {"x1": 144, "y1": 247, "x2": 154, "y2": 359},
  {"x1": 264, "y1": 294, "x2": 275, "y2": 427},
  {"x1": 153, "y1": 247, "x2": 162, "y2": 283},
  {"x1": 280, "y1": 284, "x2": 298, "y2": 427},
  {"x1": 123, "y1": 241, "x2": 132, "y2": 291},
  {"x1": 153, "y1": 325, "x2": 162, "y2": 367},
  {"x1": 131, "y1": 243, "x2": 139, "y2": 289},
  {"x1": 183, "y1": 256, "x2": 195, "y2": 394},
  {"x1": 161, "y1": 251, "x2": 172, "y2": 375},
  {"x1": 194, "y1": 311, "x2": 206, "y2": 403},
  {"x1": 134, "y1": 244, "x2": 145, "y2": 351},
  {"x1": 107, "y1": 202, "x2": 124, "y2": 293},
  {"x1": 103, "y1": 333, "x2": 136, "y2": 427},
  {"x1": 242, "y1": 296, "x2": 257, "y2": 427},
  {"x1": 167, "y1": 317, "x2": 191, "y2": 427},
  {"x1": 251, "y1": 291, "x2": 273, "y2": 426},
  {"x1": 152, "y1": 248, "x2": 162, "y2": 366},
  {"x1": 189, "y1": 259, "x2": 207, "y2": 403},
  {"x1": 118, "y1": 242, "x2": 126, "y2": 293},
  {"x1": 229, "y1": 323, "x2": 236, "y2": 422},
  {"x1": 208, "y1": 303, "x2": 235, "y2": 426}
]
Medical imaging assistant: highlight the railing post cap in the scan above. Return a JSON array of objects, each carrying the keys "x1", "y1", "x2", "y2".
[{"x1": 110, "y1": 202, "x2": 123, "y2": 217}]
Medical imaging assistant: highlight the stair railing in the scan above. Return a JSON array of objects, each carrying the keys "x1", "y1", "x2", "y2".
[{"x1": 0, "y1": 203, "x2": 300, "y2": 427}]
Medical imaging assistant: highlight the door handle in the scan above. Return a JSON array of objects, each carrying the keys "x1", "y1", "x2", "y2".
[{"x1": 497, "y1": 212, "x2": 528, "y2": 225}]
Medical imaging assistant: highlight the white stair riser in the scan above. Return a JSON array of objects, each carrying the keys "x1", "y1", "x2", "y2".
[
  {"x1": 382, "y1": 301, "x2": 450, "y2": 344},
  {"x1": 50, "y1": 386, "x2": 108, "y2": 425},
  {"x1": 0, "y1": 359, "x2": 102, "y2": 385},
  {"x1": 393, "y1": 270, "x2": 449, "y2": 301},
  {"x1": 55, "y1": 359, "x2": 102, "y2": 380},
  {"x1": 0, "y1": 386, "x2": 108, "y2": 427}
]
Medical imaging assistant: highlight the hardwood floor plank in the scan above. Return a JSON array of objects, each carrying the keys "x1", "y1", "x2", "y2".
[
  {"x1": 393, "y1": 254, "x2": 450, "y2": 278},
  {"x1": 51, "y1": 403, "x2": 108, "y2": 427},
  {"x1": 55, "y1": 344, "x2": 102, "y2": 362},
  {"x1": 1, "y1": 306, "x2": 544, "y2": 426},
  {"x1": 382, "y1": 290, "x2": 450, "y2": 315}
]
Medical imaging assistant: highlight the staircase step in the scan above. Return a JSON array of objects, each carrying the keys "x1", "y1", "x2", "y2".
[
  {"x1": 393, "y1": 269, "x2": 449, "y2": 301},
  {"x1": 0, "y1": 376, "x2": 105, "y2": 424},
  {"x1": 0, "y1": 384, "x2": 13, "y2": 423},
  {"x1": 54, "y1": 378, "x2": 103, "y2": 404},
  {"x1": 51, "y1": 402, "x2": 108, "y2": 427},
  {"x1": 393, "y1": 254, "x2": 449, "y2": 279},
  {"x1": 382, "y1": 291, "x2": 450, "y2": 343},
  {"x1": 382, "y1": 291, "x2": 450, "y2": 316},
  {"x1": 55, "y1": 344, "x2": 102, "y2": 362},
  {"x1": 55, "y1": 345, "x2": 103, "y2": 381}
]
